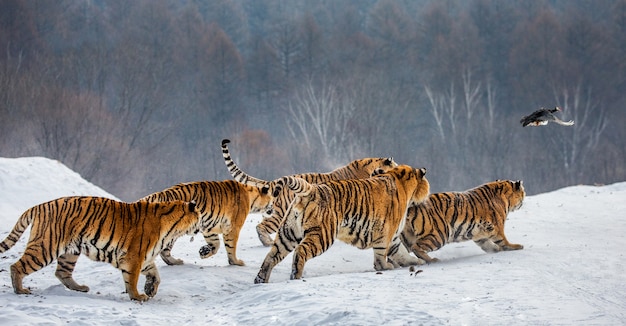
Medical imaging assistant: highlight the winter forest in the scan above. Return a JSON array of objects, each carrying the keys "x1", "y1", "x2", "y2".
[{"x1": 1, "y1": 0, "x2": 624, "y2": 200}]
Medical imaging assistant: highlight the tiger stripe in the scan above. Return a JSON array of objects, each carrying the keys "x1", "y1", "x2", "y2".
[
  {"x1": 254, "y1": 165, "x2": 430, "y2": 283},
  {"x1": 221, "y1": 138, "x2": 398, "y2": 246},
  {"x1": 400, "y1": 180, "x2": 525, "y2": 263},
  {"x1": 140, "y1": 179, "x2": 271, "y2": 266},
  {"x1": 0, "y1": 196, "x2": 199, "y2": 301}
]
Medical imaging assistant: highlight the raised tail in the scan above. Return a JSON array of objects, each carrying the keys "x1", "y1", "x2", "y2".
[
  {"x1": 0, "y1": 208, "x2": 35, "y2": 253},
  {"x1": 221, "y1": 139, "x2": 270, "y2": 187},
  {"x1": 271, "y1": 176, "x2": 314, "y2": 198}
]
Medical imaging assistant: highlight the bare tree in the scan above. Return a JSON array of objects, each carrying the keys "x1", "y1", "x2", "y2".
[
  {"x1": 424, "y1": 83, "x2": 457, "y2": 141},
  {"x1": 298, "y1": 13, "x2": 326, "y2": 80},
  {"x1": 0, "y1": 50, "x2": 25, "y2": 143},
  {"x1": 552, "y1": 82, "x2": 608, "y2": 183},
  {"x1": 422, "y1": 72, "x2": 511, "y2": 191},
  {"x1": 485, "y1": 75, "x2": 497, "y2": 130},
  {"x1": 462, "y1": 68, "x2": 481, "y2": 129},
  {"x1": 270, "y1": 18, "x2": 302, "y2": 90},
  {"x1": 284, "y1": 80, "x2": 358, "y2": 169}
]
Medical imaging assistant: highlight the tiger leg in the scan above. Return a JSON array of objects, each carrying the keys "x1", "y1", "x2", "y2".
[
  {"x1": 121, "y1": 263, "x2": 149, "y2": 301},
  {"x1": 55, "y1": 253, "x2": 89, "y2": 292},
  {"x1": 10, "y1": 242, "x2": 57, "y2": 294},
  {"x1": 10, "y1": 264, "x2": 30, "y2": 294},
  {"x1": 373, "y1": 245, "x2": 395, "y2": 271},
  {"x1": 387, "y1": 235, "x2": 424, "y2": 267},
  {"x1": 254, "y1": 228, "x2": 299, "y2": 283},
  {"x1": 474, "y1": 221, "x2": 501, "y2": 252},
  {"x1": 475, "y1": 225, "x2": 523, "y2": 252},
  {"x1": 474, "y1": 238, "x2": 501, "y2": 252},
  {"x1": 491, "y1": 229, "x2": 524, "y2": 251},
  {"x1": 223, "y1": 221, "x2": 245, "y2": 266},
  {"x1": 160, "y1": 239, "x2": 184, "y2": 266},
  {"x1": 290, "y1": 230, "x2": 334, "y2": 280},
  {"x1": 410, "y1": 243, "x2": 440, "y2": 263},
  {"x1": 142, "y1": 262, "x2": 160, "y2": 298},
  {"x1": 198, "y1": 232, "x2": 220, "y2": 259},
  {"x1": 399, "y1": 230, "x2": 415, "y2": 253},
  {"x1": 256, "y1": 213, "x2": 281, "y2": 247}
]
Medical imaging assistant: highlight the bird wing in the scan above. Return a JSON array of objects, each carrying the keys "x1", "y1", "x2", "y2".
[{"x1": 520, "y1": 109, "x2": 546, "y2": 126}]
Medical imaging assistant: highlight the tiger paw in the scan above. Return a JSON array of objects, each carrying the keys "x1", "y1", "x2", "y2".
[
  {"x1": 160, "y1": 252, "x2": 184, "y2": 266},
  {"x1": 14, "y1": 287, "x2": 32, "y2": 295},
  {"x1": 503, "y1": 243, "x2": 524, "y2": 251},
  {"x1": 199, "y1": 245, "x2": 217, "y2": 258},
  {"x1": 144, "y1": 286, "x2": 156, "y2": 297},
  {"x1": 374, "y1": 261, "x2": 395, "y2": 271},
  {"x1": 73, "y1": 284, "x2": 90, "y2": 292},
  {"x1": 130, "y1": 293, "x2": 150, "y2": 302},
  {"x1": 228, "y1": 258, "x2": 245, "y2": 266},
  {"x1": 144, "y1": 279, "x2": 159, "y2": 297}
]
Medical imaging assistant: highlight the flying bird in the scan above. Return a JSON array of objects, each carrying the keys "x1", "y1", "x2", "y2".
[{"x1": 520, "y1": 107, "x2": 575, "y2": 127}]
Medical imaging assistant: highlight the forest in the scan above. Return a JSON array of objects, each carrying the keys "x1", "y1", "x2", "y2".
[{"x1": 1, "y1": 0, "x2": 624, "y2": 201}]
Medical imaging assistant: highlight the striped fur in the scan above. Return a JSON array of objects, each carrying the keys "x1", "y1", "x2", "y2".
[
  {"x1": 254, "y1": 165, "x2": 430, "y2": 283},
  {"x1": 0, "y1": 197, "x2": 200, "y2": 301},
  {"x1": 140, "y1": 180, "x2": 271, "y2": 266},
  {"x1": 221, "y1": 139, "x2": 397, "y2": 246},
  {"x1": 400, "y1": 180, "x2": 525, "y2": 263}
]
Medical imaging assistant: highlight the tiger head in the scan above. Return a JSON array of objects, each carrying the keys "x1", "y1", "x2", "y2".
[
  {"x1": 373, "y1": 165, "x2": 430, "y2": 204},
  {"x1": 507, "y1": 180, "x2": 525, "y2": 211},
  {"x1": 370, "y1": 158, "x2": 400, "y2": 177},
  {"x1": 355, "y1": 157, "x2": 397, "y2": 177},
  {"x1": 493, "y1": 179, "x2": 525, "y2": 211},
  {"x1": 249, "y1": 184, "x2": 273, "y2": 214}
]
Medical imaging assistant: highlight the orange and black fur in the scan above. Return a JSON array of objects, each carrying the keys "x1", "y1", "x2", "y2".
[
  {"x1": 221, "y1": 139, "x2": 398, "y2": 246},
  {"x1": 0, "y1": 196, "x2": 200, "y2": 301},
  {"x1": 254, "y1": 165, "x2": 430, "y2": 283},
  {"x1": 401, "y1": 180, "x2": 525, "y2": 263},
  {"x1": 139, "y1": 180, "x2": 272, "y2": 266}
]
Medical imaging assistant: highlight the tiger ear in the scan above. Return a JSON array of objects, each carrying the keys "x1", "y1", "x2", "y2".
[
  {"x1": 188, "y1": 200, "x2": 197, "y2": 212},
  {"x1": 261, "y1": 185, "x2": 270, "y2": 195},
  {"x1": 384, "y1": 157, "x2": 394, "y2": 166},
  {"x1": 418, "y1": 167, "x2": 427, "y2": 178},
  {"x1": 514, "y1": 180, "x2": 523, "y2": 190}
]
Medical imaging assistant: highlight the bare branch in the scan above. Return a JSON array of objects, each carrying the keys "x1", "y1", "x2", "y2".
[
  {"x1": 424, "y1": 85, "x2": 446, "y2": 140},
  {"x1": 462, "y1": 67, "x2": 481, "y2": 126}
]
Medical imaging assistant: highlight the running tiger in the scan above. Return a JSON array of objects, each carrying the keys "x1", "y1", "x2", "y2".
[
  {"x1": 400, "y1": 180, "x2": 525, "y2": 263},
  {"x1": 140, "y1": 180, "x2": 272, "y2": 266},
  {"x1": 254, "y1": 165, "x2": 430, "y2": 283},
  {"x1": 221, "y1": 139, "x2": 398, "y2": 246},
  {"x1": 0, "y1": 196, "x2": 200, "y2": 301}
]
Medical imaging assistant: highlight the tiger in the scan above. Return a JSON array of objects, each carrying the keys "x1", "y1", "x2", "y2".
[
  {"x1": 400, "y1": 180, "x2": 525, "y2": 263},
  {"x1": 221, "y1": 138, "x2": 398, "y2": 246},
  {"x1": 139, "y1": 179, "x2": 272, "y2": 266},
  {"x1": 254, "y1": 165, "x2": 430, "y2": 283},
  {"x1": 0, "y1": 196, "x2": 200, "y2": 301}
]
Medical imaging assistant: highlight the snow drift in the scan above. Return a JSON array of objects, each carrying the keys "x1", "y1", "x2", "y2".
[{"x1": 0, "y1": 157, "x2": 624, "y2": 325}]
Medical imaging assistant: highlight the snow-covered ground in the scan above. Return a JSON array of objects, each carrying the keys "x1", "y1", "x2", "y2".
[{"x1": 0, "y1": 157, "x2": 624, "y2": 325}]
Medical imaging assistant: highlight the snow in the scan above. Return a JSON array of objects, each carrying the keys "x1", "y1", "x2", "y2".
[{"x1": 1, "y1": 156, "x2": 625, "y2": 325}]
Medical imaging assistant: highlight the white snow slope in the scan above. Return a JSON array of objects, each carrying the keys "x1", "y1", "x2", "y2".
[{"x1": 0, "y1": 157, "x2": 624, "y2": 325}]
